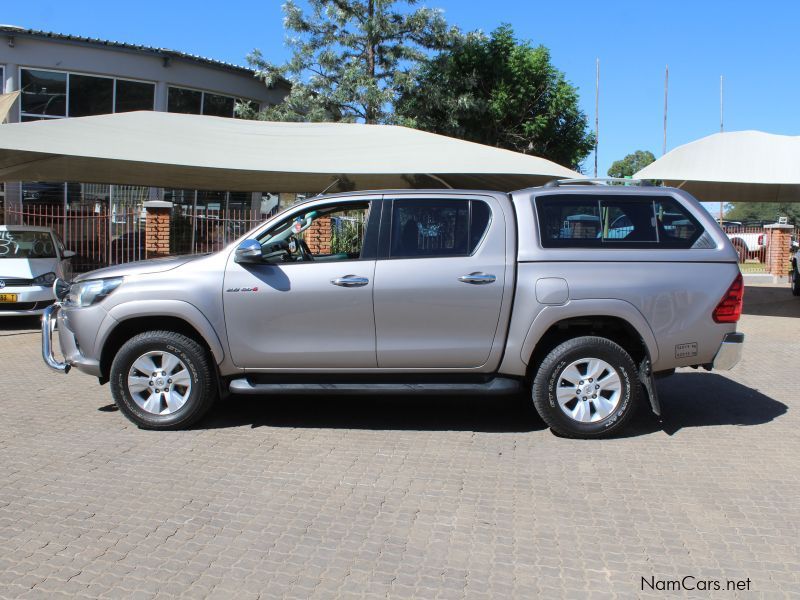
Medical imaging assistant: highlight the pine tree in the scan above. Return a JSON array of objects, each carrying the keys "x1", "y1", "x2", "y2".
[{"x1": 247, "y1": 0, "x2": 457, "y2": 124}]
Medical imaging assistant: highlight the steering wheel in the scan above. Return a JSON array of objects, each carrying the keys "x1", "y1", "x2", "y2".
[{"x1": 291, "y1": 235, "x2": 314, "y2": 261}]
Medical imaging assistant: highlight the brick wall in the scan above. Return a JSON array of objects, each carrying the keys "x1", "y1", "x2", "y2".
[
  {"x1": 145, "y1": 202, "x2": 171, "y2": 258},
  {"x1": 765, "y1": 224, "x2": 794, "y2": 277},
  {"x1": 304, "y1": 215, "x2": 332, "y2": 256}
]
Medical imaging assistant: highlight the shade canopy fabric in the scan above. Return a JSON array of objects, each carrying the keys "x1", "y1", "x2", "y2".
[
  {"x1": 634, "y1": 130, "x2": 800, "y2": 203},
  {"x1": 0, "y1": 111, "x2": 581, "y2": 193},
  {"x1": 0, "y1": 92, "x2": 20, "y2": 124}
]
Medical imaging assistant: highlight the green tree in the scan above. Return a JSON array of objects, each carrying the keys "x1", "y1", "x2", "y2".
[
  {"x1": 247, "y1": 0, "x2": 456, "y2": 124},
  {"x1": 607, "y1": 150, "x2": 656, "y2": 179},
  {"x1": 725, "y1": 202, "x2": 799, "y2": 224},
  {"x1": 394, "y1": 25, "x2": 595, "y2": 169}
]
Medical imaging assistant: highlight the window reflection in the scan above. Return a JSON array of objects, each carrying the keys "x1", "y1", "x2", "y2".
[
  {"x1": 115, "y1": 79, "x2": 155, "y2": 112},
  {"x1": 21, "y1": 69, "x2": 67, "y2": 116},
  {"x1": 203, "y1": 93, "x2": 235, "y2": 117},
  {"x1": 167, "y1": 87, "x2": 202, "y2": 114},
  {"x1": 69, "y1": 74, "x2": 114, "y2": 117}
]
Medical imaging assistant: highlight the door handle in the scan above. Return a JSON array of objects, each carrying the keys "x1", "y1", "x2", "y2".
[
  {"x1": 331, "y1": 275, "x2": 370, "y2": 287},
  {"x1": 458, "y1": 272, "x2": 496, "y2": 285}
]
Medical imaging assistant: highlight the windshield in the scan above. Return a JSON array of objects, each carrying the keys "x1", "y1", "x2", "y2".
[{"x1": 0, "y1": 230, "x2": 57, "y2": 259}]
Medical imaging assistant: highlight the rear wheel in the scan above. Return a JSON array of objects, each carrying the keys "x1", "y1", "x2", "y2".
[
  {"x1": 110, "y1": 330, "x2": 217, "y2": 430},
  {"x1": 532, "y1": 336, "x2": 640, "y2": 438}
]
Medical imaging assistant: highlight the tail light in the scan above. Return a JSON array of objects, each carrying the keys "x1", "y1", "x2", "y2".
[
  {"x1": 758, "y1": 234, "x2": 765, "y2": 246},
  {"x1": 713, "y1": 273, "x2": 744, "y2": 323}
]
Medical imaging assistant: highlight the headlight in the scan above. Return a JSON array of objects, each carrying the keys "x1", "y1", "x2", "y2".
[
  {"x1": 66, "y1": 277, "x2": 123, "y2": 307},
  {"x1": 33, "y1": 272, "x2": 57, "y2": 286}
]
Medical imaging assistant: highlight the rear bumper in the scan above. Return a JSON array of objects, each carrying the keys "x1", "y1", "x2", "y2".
[
  {"x1": 712, "y1": 332, "x2": 744, "y2": 371},
  {"x1": 41, "y1": 304, "x2": 101, "y2": 377}
]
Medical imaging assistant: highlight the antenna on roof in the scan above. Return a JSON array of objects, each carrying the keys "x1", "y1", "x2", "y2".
[{"x1": 313, "y1": 178, "x2": 341, "y2": 198}]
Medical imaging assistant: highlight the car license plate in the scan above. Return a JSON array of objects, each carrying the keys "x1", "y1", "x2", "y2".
[{"x1": 0, "y1": 293, "x2": 18, "y2": 302}]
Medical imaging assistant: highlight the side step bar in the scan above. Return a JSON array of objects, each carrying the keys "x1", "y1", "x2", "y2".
[{"x1": 229, "y1": 377, "x2": 522, "y2": 396}]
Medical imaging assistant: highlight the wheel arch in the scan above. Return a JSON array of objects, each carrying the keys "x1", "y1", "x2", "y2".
[
  {"x1": 97, "y1": 301, "x2": 225, "y2": 380},
  {"x1": 521, "y1": 300, "x2": 659, "y2": 374}
]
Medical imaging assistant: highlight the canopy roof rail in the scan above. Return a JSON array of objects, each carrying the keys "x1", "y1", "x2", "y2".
[{"x1": 543, "y1": 177, "x2": 655, "y2": 187}]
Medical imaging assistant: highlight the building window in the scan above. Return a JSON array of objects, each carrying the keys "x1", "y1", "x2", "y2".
[
  {"x1": 203, "y1": 92, "x2": 235, "y2": 117},
  {"x1": 115, "y1": 79, "x2": 155, "y2": 112},
  {"x1": 168, "y1": 86, "x2": 241, "y2": 117},
  {"x1": 168, "y1": 87, "x2": 203, "y2": 114},
  {"x1": 20, "y1": 68, "x2": 156, "y2": 120},
  {"x1": 20, "y1": 69, "x2": 67, "y2": 117},
  {"x1": 69, "y1": 74, "x2": 114, "y2": 117}
]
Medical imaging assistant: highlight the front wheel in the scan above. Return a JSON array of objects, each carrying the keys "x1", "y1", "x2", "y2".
[
  {"x1": 110, "y1": 330, "x2": 217, "y2": 430},
  {"x1": 532, "y1": 336, "x2": 640, "y2": 438}
]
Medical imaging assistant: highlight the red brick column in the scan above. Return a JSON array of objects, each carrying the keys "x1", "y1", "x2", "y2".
[
  {"x1": 304, "y1": 215, "x2": 332, "y2": 255},
  {"x1": 765, "y1": 223, "x2": 794, "y2": 278},
  {"x1": 144, "y1": 200, "x2": 172, "y2": 258}
]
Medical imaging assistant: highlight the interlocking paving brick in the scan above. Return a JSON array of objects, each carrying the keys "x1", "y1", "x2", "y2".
[{"x1": 0, "y1": 284, "x2": 798, "y2": 598}]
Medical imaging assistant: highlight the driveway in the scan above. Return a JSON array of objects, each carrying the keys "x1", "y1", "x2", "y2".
[{"x1": 0, "y1": 285, "x2": 797, "y2": 598}]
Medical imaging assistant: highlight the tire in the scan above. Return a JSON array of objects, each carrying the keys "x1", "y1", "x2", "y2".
[
  {"x1": 731, "y1": 240, "x2": 747, "y2": 264},
  {"x1": 110, "y1": 330, "x2": 217, "y2": 430},
  {"x1": 792, "y1": 262, "x2": 800, "y2": 296},
  {"x1": 532, "y1": 336, "x2": 640, "y2": 439}
]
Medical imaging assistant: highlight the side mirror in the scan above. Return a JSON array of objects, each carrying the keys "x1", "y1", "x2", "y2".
[
  {"x1": 62, "y1": 250, "x2": 76, "y2": 259},
  {"x1": 234, "y1": 240, "x2": 263, "y2": 264}
]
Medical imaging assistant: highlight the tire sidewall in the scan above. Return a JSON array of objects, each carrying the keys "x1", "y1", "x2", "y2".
[
  {"x1": 111, "y1": 334, "x2": 207, "y2": 429},
  {"x1": 537, "y1": 339, "x2": 637, "y2": 437}
]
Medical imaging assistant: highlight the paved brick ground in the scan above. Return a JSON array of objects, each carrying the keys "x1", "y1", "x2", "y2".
[{"x1": 0, "y1": 285, "x2": 798, "y2": 599}]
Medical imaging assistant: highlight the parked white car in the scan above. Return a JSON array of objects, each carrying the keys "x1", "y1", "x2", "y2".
[{"x1": 0, "y1": 226, "x2": 75, "y2": 316}]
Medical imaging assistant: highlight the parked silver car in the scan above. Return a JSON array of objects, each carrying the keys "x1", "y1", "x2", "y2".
[
  {"x1": 42, "y1": 182, "x2": 744, "y2": 438},
  {"x1": 0, "y1": 226, "x2": 75, "y2": 316}
]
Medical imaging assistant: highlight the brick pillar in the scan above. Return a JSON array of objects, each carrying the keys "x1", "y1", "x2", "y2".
[
  {"x1": 765, "y1": 223, "x2": 794, "y2": 278},
  {"x1": 304, "y1": 215, "x2": 332, "y2": 255},
  {"x1": 144, "y1": 200, "x2": 173, "y2": 258}
]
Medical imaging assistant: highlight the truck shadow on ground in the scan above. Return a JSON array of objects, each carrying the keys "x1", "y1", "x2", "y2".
[
  {"x1": 198, "y1": 372, "x2": 786, "y2": 436},
  {"x1": 624, "y1": 372, "x2": 787, "y2": 437},
  {"x1": 203, "y1": 393, "x2": 547, "y2": 433}
]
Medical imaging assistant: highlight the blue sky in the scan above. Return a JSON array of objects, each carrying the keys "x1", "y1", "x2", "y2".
[{"x1": 5, "y1": 0, "x2": 799, "y2": 177}]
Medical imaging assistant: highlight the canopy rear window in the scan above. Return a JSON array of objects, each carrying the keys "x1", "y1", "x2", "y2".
[{"x1": 535, "y1": 194, "x2": 703, "y2": 249}]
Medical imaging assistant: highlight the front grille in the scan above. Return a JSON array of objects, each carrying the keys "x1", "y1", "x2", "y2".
[
  {"x1": 0, "y1": 278, "x2": 33, "y2": 287},
  {"x1": 0, "y1": 300, "x2": 54, "y2": 311}
]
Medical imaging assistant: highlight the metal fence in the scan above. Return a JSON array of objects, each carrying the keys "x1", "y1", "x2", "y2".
[
  {"x1": 722, "y1": 225, "x2": 768, "y2": 273},
  {"x1": 8, "y1": 204, "x2": 146, "y2": 273},
  {"x1": 171, "y1": 207, "x2": 266, "y2": 256}
]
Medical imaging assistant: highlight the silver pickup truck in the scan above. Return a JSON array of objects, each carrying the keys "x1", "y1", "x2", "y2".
[{"x1": 42, "y1": 181, "x2": 744, "y2": 438}]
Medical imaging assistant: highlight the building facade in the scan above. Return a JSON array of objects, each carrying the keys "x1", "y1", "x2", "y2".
[{"x1": 0, "y1": 25, "x2": 289, "y2": 267}]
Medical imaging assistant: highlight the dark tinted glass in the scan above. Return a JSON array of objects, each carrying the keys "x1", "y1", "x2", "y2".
[
  {"x1": 21, "y1": 182, "x2": 64, "y2": 205},
  {"x1": 537, "y1": 194, "x2": 704, "y2": 248},
  {"x1": 168, "y1": 87, "x2": 202, "y2": 114},
  {"x1": 390, "y1": 199, "x2": 490, "y2": 258},
  {"x1": 115, "y1": 79, "x2": 155, "y2": 112},
  {"x1": 654, "y1": 197, "x2": 703, "y2": 247},
  {"x1": 21, "y1": 69, "x2": 67, "y2": 116},
  {"x1": 470, "y1": 200, "x2": 492, "y2": 251},
  {"x1": 69, "y1": 74, "x2": 113, "y2": 117},
  {"x1": 537, "y1": 198, "x2": 601, "y2": 246},
  {"x1": 203, "y1": 93, "x2": 235, "y2": 117}
]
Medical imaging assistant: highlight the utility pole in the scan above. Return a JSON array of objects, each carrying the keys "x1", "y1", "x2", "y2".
[
  {"x1": 594, "y1": 58, "x2": 599, "y2": 177},
  {"x1": 663, "y1": 65, "x2": 669, "y2": 156},
  {"x1": 719, "y1": 75, "x2": 724, "y2": 222}
]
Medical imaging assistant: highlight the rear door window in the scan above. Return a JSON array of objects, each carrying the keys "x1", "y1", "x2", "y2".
[
  {"x1": 389, "y1": 199, "x2": 492, "y2": 258},
  {"x1": 536, "y1": 194, "x2": 703, "y2": 248}
]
